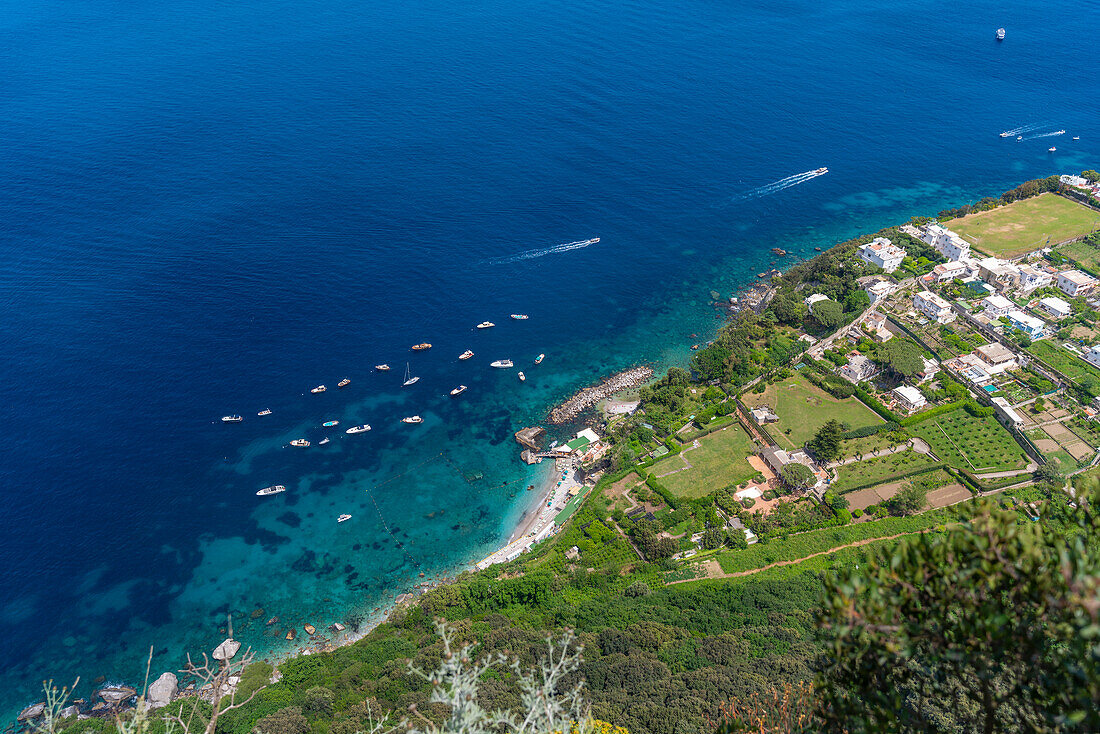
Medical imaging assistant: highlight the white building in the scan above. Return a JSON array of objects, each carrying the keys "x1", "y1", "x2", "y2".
[
  {"x1": 1057, "y1": 270, "x2": 1098, "y2": 298},
  {"x1": 839, "y1": 354, "x2": 878, "y2": 384},
  {"x1": 858, "y1": 237, "x2": 906, "y2": 273},
  {"x1": 864, "y1": 279, "x2": 895, "y2": 305},
  {"x1": 1085, "y1": 346, "x2": 1100, "y2": 369},
  {"x1": 991, "y1": 397, "x2": 1025, "y2": 429},
  {"x1": 929, "y1": 260, "x2": 972, "y2": 283},
  {"x1": 917, "y1": 356, "x2": 939, "y2": 383},
  {"x1": 982, "y1": 294, "x2": 1014, "y2": 317},
  {"x1": 804, "y1": 293, "x2": 831, "y2": 312},
  {"x1": 920, "y1": 223, "x2": 971, "y2": 261},
  {"x1": 892, "y1": 385, "x2": 927, "y2": 412},
  {"x1": 1061, "y1": 174, "x2": 1089, "y2": 188},
  {"x1": 1017, "y1": 264, "x2": 1053, "y2": 293},
  {"x1": 913, "y1": 290, "x2": 956, "y2": 324},
  {"x1": 974, "y1": 342, "x2": 1018, "y2": 374},
  {"x1": 977, "y1": 257, "x2": 1022, "y2": 292},
  {"x1": 1006, "y1": 309, "x2": 1045, "y2": 339},
  {"x1": 1039, "y1": 296, "x2": 1072, "y2": 319}
]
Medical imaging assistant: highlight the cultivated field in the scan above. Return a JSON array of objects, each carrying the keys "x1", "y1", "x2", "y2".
[
  {"x1": 1027, "y1": 340, "x2": 1100, "y2": 383},
  {"x1": 832, "y1": 450, "x2": 942, "y2": 494},
  {"x1": 741, "y1": 372, "x2": 884, "y2": 450},
  {"x1": 910, "y1": 408, "x2": 1030, "y2": 473},
  {"x1": 949, "y1": 193, "x2": 1100, "y2": 257},
  {"x1": 1057, "y1": 238, "x2": 1100, "y2": 271},
  {"x1": 649, "y1": 424, "x2": 758, "y2": 498}
]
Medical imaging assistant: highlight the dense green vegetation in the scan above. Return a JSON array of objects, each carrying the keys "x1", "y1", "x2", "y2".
[{"x1": 908, "y1": 407, "x2": 1030, "y2": 473}]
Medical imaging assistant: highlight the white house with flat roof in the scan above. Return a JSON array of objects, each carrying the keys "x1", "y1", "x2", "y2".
[
  {"x1": 839, "y1": 354, "x2": 878, "y2": 384},
  {"x1": 920, "y1": 223, "x2": 971, "y2": 261},
  {"x1": 1018, "y1": 264, "x2": 1053, "y2": 293},
  {"x1": 1085, "y1": 346, "x2": 1100, "y2": 369},
  {"x1": 1039, "y1": 296, "x2": 1072, "y2": 319},
  {"x1": 991, "y1": 397, "x2": 1024, "y2": 429},
  {"x1": 913, "y1": 290, "x2": 956, "y2": 323},
  {"x1": 982, "y1": 294, "x2": 1014, "y2": 317},
  {"x1": 858, "y1": 237, "x2": 906, "y2": 273},
  {"x1": 1057, "y1": 269, "x2": 1098, "y2": 298},
  {"x1": 929, "y1": 260, "x2": 972, "y2": 283},
  {"x1": 864, "y1": 279, "x2": 895, "y2": 305},
  {"x1": 892, "y1": 385, "x2": 927, "y2": 412},
  {"x1": 1006, "y1": 309, "x2": 1045, "y2": 339}
]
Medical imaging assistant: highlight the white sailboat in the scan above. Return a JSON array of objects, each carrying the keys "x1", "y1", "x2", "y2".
[{"x1": 403, "y1": 363, "x2": 420, "y2": 386}]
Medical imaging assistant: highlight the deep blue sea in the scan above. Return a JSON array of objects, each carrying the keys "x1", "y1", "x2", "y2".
[{"x1": 1, "y1": 0, "x2": 1096, "y2": 716}]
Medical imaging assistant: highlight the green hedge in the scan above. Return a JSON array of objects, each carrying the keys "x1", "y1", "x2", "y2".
[
  {"x1": 854, "y1": 385, "x2": 902, "y2": 423},
  {"x1": 645, "y1": 473, "x2": 681, "y2": 510},
  {"x1": 841, "y1": 421, "x2": 900, "y2": 440}
]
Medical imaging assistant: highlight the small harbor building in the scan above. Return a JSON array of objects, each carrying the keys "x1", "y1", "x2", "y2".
[{"x1": 857, "y1": 237, "x2": 906, "y2": 273}]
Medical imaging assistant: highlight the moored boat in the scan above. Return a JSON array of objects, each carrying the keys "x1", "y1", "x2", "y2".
[
  {"x1": 257, "y1": 409, "x2": 272, "y2": 416},
  {"x1": 1049, "y1": 146, "x2": 1057, "y2": 152},
  {"x1": 401, "y1": 416, "x2": 423, "y2": 424},
  {"x1": 337, "y1": 514, "x2": 352, "y2": 523},
  {"x1": 221, "y1": 415, "x2": 243, "y2": 423},
  {"x1": 256, "y1": 485, "x2": 287, "y2": 496},
  {"x1": 476, "y1": 321, "x2": 495, "y2": 329},
  {"x1": 518, "y1": 371, "x2": 526, "y2": 382},
  {"x1": 290, "y1": 439, "x2": 310, "y2": 447},
  {"x1": 375, "y1": 364, "x2": 391, "y2": 371},
  {"x1": 459, "y1": 349, "x2": 475, "y2": 360},
  {"x1": 311, "y1": 385, "x2": 326, "y2": 394},
  {"x1": 338, "y1": 378, "x2": 351, "y2": 388},
  {"x1": 411, "y1": 343, "x2": 432, "y2": 351},
  {"x1": 403, "y1": 362, "x2": 419, "y2": 386},
  {"x1": 491, "y1": 359, "x2": 514, "y2": 368},
  {"x1": 322, "y1": 420, "x2": 339, "y2": 427},
  {"x1": 996, "y1": 27, "x2": 1005, "y2": 40},
  {"x1": 535, "y1": 353, "x2": 545, "y2": 365},
  {"x1": 450, "y1": 385, "x2": 467, "y2": 396},
  {"x1": 318, "y1": 437, "x2": 330, "y2": 445},
  {"x1": 346, "y1": 424, "x2": 371, "y2": 434},
  {"x1": 1073, "y1": 136, "x2": 1080, "y2": 140},
  {"x1": 510, "y1": 314, "x2": 528, "y2": 320}
]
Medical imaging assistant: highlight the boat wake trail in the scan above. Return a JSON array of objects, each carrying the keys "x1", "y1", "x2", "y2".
[
  {"x1": 1023, "y1": 129, "x2": 1067, "y2": 140},
  {"x1": 1003, "y1": 123, "x2": 1044, "y2": 136},
  {"x1": 732, "y1": 168, "x2": 828, "y2": 202},
  {"x1": 486, "y1": 238, "x2": 601, "y2": 265}
]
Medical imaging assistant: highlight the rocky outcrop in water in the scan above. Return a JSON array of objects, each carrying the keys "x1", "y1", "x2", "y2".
[
  {"x1": 146, "y1": 672, "x2": 178, "y2": 710},
  {"x1": 549, "y1": 366, "x2": 653, "y2": 424}
]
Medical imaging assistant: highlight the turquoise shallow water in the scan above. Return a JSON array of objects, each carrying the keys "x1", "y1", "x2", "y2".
[{"x1": 1, "y1": 0, "x2": 1097, "y2": 717}]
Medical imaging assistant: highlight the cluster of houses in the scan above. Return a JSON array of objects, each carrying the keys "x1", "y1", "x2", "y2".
[{"x1": 1061, "y1": 174, "x2": 1100, "y2": 205}]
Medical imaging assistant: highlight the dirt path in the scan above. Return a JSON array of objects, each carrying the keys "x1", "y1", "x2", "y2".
[{"x1": 670, "y1": 531, "x2": 925, "y2": 584}]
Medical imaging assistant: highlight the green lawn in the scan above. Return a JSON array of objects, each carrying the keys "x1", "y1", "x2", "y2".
[
  {"x1": 1027, "y1": 340, "x2": 1100, "y2": 383},
  {"x1": 742, "y1": 372, "x2": 884, "y2": 450},
  {"x1": 832, "y1": 450, "x2": 943, "y2": 493},
  {"x1": 910, "y1": 408, "x2": 1029, "y2": 473},
  {"x1": 649, "y1": 424, "x2": 758, "y2": 498},
  {"x1": 949, "y1": 193, "x2": 1100, "y2": 257}
]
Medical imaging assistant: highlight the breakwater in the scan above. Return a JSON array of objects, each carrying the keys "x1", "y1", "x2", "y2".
[{"x1": 548, "y1": 366, "x2": 654, "y2": 424}]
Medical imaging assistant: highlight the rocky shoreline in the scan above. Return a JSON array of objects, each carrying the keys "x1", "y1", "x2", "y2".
[{"x1": 548, "y1": 366, "x2": 654, "y2": 424}]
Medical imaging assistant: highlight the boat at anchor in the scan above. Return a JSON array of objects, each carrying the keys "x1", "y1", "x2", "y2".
[
  {"x1": 375, "y1": 364, "x2": 391, "y2": 371},
  {"x1": 310, "y1": 385, "x2": 326, "y2": 394},
  {"x1": 256, "y1": 485, "x2": 287, "y2": 496},
  {"x1": 411, "y1": 343, "x2": 432, "y2": 351},
  {"x1": 403, "y1": 363, "x2": 419, "y2": 386},
  {"x1": 510, "y1": 314, "x2": 528, "y2": 320},
  {"x1": 322, "y1": 420, "x2": 339, "y2": 427},
  {"x1": 491, "y1": 359, "x2": 514, "y2": 368},
  {"x1": 338, "y1": 378, "x2": 351, "y2": 388},
  {"x1": 476, "y1": 321, "x2": 495, "y2": 329},
  {"x1": 221, "y1": 415, "x2": 243, "y2": 423},
  {"x1": 450, "y1": 385, "x2": 467, "y2": 396},
  {"x1": 459, "y1": 349, "x2": 475, "y2": 360},
  {"x1": 402, "y1": 415, "x2": 423, "y2": 424},
  {"x1": 346, "y1": 424, "x2": 371, "y2": 434},
  {"x1": 337, "y1": 514, "x2": 352, "y2": 523},
  {"x1": 257, "y1": 409, "x2": 272, "y2": 416},
  {"x1": 290, "y1": 439, "x2": 310, "y2": 447}
]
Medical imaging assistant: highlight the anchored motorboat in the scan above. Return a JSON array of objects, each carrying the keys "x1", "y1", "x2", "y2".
[
  {"x1": 290, "y1": 439, "x2": 310, "y2": 447},
  {"x1": 338, "y1": 378, "x2": 351, "y2": 388},
  {"x1": 257, "y1": 409, "x2": 272, "y2": 416},
  {"x1": 375, "y1": 364, "x2": 391, "y2": 371},
  {"x1": 1049, "y1": 146, "x2": 1057, "y2": 152},
  {"x1": 221, "y1": 415, "x2": 243, "y2": 423},
  {"x1": 322, "y1": 420, "x2": 339, "y2": 427},
  {"x1": 257, "y1": 485, "x2": 287, "y2": 496},
  {"x1": 1073, "y1": 136, "x2": 1080, "y2": 140},
  {"x1": 535, "y1": 353, "x2": 545, "y2": 365},
  {"x1": 510, "y1": 314, "x2": 528, "y2": 320},
  {"x1": 491, "y1": 359, "x2": 514, "y2": 368},
  {"x1": 996, "y1": 27, "x2": 1005, "y2": 40},
  {"x1": 450, "y1": 385, "x2": 467, "y2": 396},
  {"x1": 337, "y1": 514, "x2": 352, "y2": 523},
  {"x1": 402, "y1": 415, "x2": 423, "y2": 424},
  {"x1": 411, "y1": 343, "x2": 432, "y2": 351},
  {"x1": 1017, "y1": 136, "x2": 1023, "y2": 141},
  {"x1": 403, "y1": 362, "x2": 419, "y2": 386},
  {"x1": 346, "y1": 424, "x2": 371, "y2": 434},
  {"x1": 311, "y1": 385, "x2": 326, "y2": 394},
  {"x1": 518, "y1": 371, "x2": 526, "y2": 382},
  {"x1": 318, "y1": 437, "x2": 330, "y2": 445},
  {"x1": 459, "y1": 349, "x2": 475, "y2": 360},
  {"x1": 476, "y1": 321, "x2": 495, "y2": 329}
]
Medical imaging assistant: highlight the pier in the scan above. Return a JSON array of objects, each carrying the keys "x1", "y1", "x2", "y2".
[{"x1": 548, "y1": 366, "x2": 653, "y2": 424}]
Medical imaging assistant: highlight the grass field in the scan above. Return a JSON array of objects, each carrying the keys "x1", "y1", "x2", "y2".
[
  {"x1": 832, "y1": 450, "x2": 943, "y2": 493},
  {"x1": 949, "y1": 193, "x2": 1100, "y2": 257},
  {"x1": 649, "y1": 424, "x2": 758, "y2": 497},
  {"x1": 741, "y1": 372, "x2": 884, "y2": 449},
  {"x1": 1027, "y1": 340, "x2": 1100, "y2": 383},
  {"x1": 910, "y1": 408, "x2": 1029, "y2": 473}
]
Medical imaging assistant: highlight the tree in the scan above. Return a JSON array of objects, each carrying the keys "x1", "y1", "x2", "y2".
[
  {"x1": 1081, "y1": 169, "x2": 1100, "y2": 183},
  {"x1": 885, "y1": 481, "x2": 927, "y2": 516},
  {"x1": 844, "y1": 289, "x2": 870, "y2": 314},
  {"x1": 812, "y1": 300, "x2": 844, "y2": 330},
  {"x1": 700, "y1": 528, "x2": 725, "y2": 550},
  {"x1": 817, "y1": 493, "x2": 1100, "y2": 733},
  {"x1": 1033, "y1": 463, "x2": 1064, "y2": 486},
  {"x1": 807, "y1": 420, "x2": 844, "y2": 463},
  {"x1": 725, "y1": 530, "x2": 748, "y2": 550},
  {"x1": 779, "y1": 462, "x2": 816, "y2": 492},
  {"x1": 875, "y1": 339, "x2": 924, "y2": 378},
  {"x1": 771, "y1": 294, "x2": 807, "y2": 325},
  {"x1": 253, "y1": 707, "x2": 310, "y2": 734}
]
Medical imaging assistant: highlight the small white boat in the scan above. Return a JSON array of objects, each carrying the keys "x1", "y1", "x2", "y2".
[
  {"x1": 346, "y1": 424, "x2": 371, "y2": 434},
  {"x1": 535, "y1": 353, "x2": 545, "y2": 365},
  {"x1": 476, "y1": 321, "x2": 495, "y2": 329},
  {"x1": 256, "y1": 485, "x2": 287, "y2": 496},
  {"x1": 491, "y1": 359, "x2": 514, "y2": 369},
  {"x1": 375, "y1": 364, "x2": 390, "y2": 371},
  {"x1": 999, "y1": 131, "x2": 1011, "y2": 138},
  {"x1": 1049, "y1": 146, "x2": 1057, "y2": 152},
  {"x1": 338, "y1": 378, "x2": 351, "y2": 388},
  {"x1": 402, "y1": 416, "x2": 423, "y2": 424},
  {"x1": 518, "y1": 371, "x2": 526, "y2": 382},
  {"x1": 1017, "y1": 136, "x2": 1023, "y2": 141},
  {"x1": 411, "y1": 343, "x2": 432, "y2": 351},
  {"x1": 458, "y1": 349, "x2": 475, "y2": 360},
  {"x1": 1073, "y1": 136, "x2": 1080, "y2": 140},
  {"x1": 337, "y1": 514, "x2": 352, "y2": 523},
  {"x1": 318, "y1": 437, "x2": 330, "y2": 445},
  {"x1": 311, "y1": 385, "x2": 326, "y2": 394},
  {"x1": 590, "y1": 237, "x2": 600, "y2": 243},
  {"x1": 813, "y1": 167, "x2": 828, "y2": 174},
  {"x1": 996, "y1": 27, "x2": 1005, "y2": 40},
  {"x1": 450, "y1": 385, "x2": 467, "y2": 396},
  {"x1": 510, "y1": 314, "x2": 529, "y2": 320},
  {"x1": 322, "y1": 420, "x2": 339, "y2": 427},
  {"x1": 403, "y1": 362, "x2": 419, "y2": 386},
  {"x1": 290, "y1": 439, "x2": 310, "y2": 447},
  {"x1": 257, "y1": 409, "x2": 272, "y2": 416},
  {"x1": 221, "y1": 415, "x2": 243, "y2": 423},
  {"x1": 1054, "y1": 130, "x2": 1066, "y2": 135}
]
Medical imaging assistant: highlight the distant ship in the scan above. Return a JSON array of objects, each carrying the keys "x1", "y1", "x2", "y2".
[
  {"x1": 375, "y1": 364, "x2": 391, "y2": 371},
  {"x1": 318, "y1": 437, "x2": 330, "y2": 445},
  {"x1": 996, "y1": 27, "x2": 1005, "y2": 40},
  {"x1": 310, "y1": 385, "x2": 326, "y2": 394},
  {"x1": 337, "y1": 514, "x2": 352, "y2": 523},
  {"x1": 535, "y1": 353, "x2": 545, "y2": 365},
  {"x1": 510, "y1": 314, "x2": 529, "y2": 320},
  {"x1": 518, "y1": 371, "x2": 526, "y2": 382},
  {"x1": 403, "y1": 363, "x2": 420, "y2": 386},
  {"x1": 476, "y1": 321, "x2": 495, "y2": 329},
  {"x1": 290, "y1": 439, "x2": 310, "y2": 447},
  {"x1": 337, "y1": 378, "x2": 351, "y2": 388},
  {"x1": 450, "y1": 385, "x2": 467, "y2": 396},
  {"x1": 346, "y1": 424, "x2": 371, "y2": 434},
  {"x1": 814, "y1": 167, "x2": 828, "y2": 174},
  {"x1": 411, "y1": 343, "x2": 432, "y2": 351},
  {"x1": 491, "y1": 359, "x2": 514, "y2": 368},
  {"x1": 459, "y1": 349, "x2": 475, "y2": 360},
  {"x1": 322, "y1": 420, "x2": 339, "y2": 427},
  {"x1": 257, "y1": 485, "x2": 287, "y2": 496},
  {"x1": 1073, "y1": 136, "x2": 1080, "y2": 140},
  {"x1": 402, "y1": 416, "x2": 423, "y2": 424},
  {"x1": 1049, "y1": 146, "x2": 1057, "y2": 153},
  {"x1": 999, "y1": 131, "x2": 1011, "y2": 138},
  {"x1": 257, "y1": 409, "x2": 272, "y2": 416},
  {"x1": 221, "y1": 415, "x2": 243, "y2": 423}
]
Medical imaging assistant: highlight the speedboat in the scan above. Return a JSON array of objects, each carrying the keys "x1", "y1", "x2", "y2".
[
  {"x1": 459, "y1": 349, "x2": 475, "y2": 360},
  {"x1": 535, "y1": 353, "x2": 545, "y2": 365},
  {"x1": 476, "y1": 321, "x2": 495, "y2": 329},
  {"x1": 999, "y1": 131, "x2": 1011, "y2": 138},
  {"x1": 311, "y1": 385, "x2": 326, "y2": 394},
  {"x1": 221, "y1": 415, "x2": 243, "y2": 423},
  {"x1": 814, "y1": 167, "x2": 828, "y2": 174},
  {"x1": 257, "y1": 409, "x2": 272, "y2": 416},
  {"x1": 1049, "y1": 146, "x2": 1057, "y2": 152},
  {"x1": 338, "y1": 378, "x2": 351, "y2": 388},
  {"x1": 402, "y1": 416, "x2": 423, "y2": 424},
  {"x1": 510, "y1": 314, "x2": 529, "y2": 320},
  {"x1": 450, "y1": 385, "x2": 467, "y2": 396},
  {"x1": 1017, "y1": 136, "x2": 1023, "y2": 141},
  {"x1": 1054, "y1": 129, "x2": 1066, "y2": 135},
  {"x1": 996, "y1": 27, "x2": 1005, "y2": 40},
  {"x1": 290, "y1": 439, "x2": 310, "y2": 447},
  {"x1": 337, "y1": 514, "x2": 352, "y2": 523},
  {"x1": 318, "y1": 437, "x2": 330, "y2": 445},
  {"x1": 345, "y1": 424, "x2": 371, "y2": 434},
  {"x1": 411, "y1": 343, "x2": 432, "y2": 351},
  {"x1": 375, "y1": 364, "x2": 391, "y2": 371},
  {"x1": 518, "y1": 371, "x2": 526, "y2": 382},
  {"x1": 403, "y1": 362, "x2": 419, "y2": 386},
  {"x1": 322, "y1": 420, "x2": 339, "y2": 427},
  {"x1": 256, "y1": 485, "x2": 287, "y2": 496},
  {"x1": 491, "y1": 359, "x2": 514, "y2": 369},
  {"x1": 1073, "y1": 136, "x2": 1080, "y2": 140},
  {"x1": 590, "y1": 237, "x2": 600, "y2": 243}
]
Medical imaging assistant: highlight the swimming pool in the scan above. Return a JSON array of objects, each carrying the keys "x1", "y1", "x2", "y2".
[{"x1": 983, "y1": 385, "x2": 998, "y2": 393}]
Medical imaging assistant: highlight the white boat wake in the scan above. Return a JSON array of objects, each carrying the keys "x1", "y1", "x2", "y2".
[
  {"x1": 1002, "y1": 123, "x2": 1044, "y2": 136},
  {"x1": 732, "y1": 168, "x2": 828, "y2": 202},
  {"x1": 487, "y1": 238, "x2": 601, "y2": 264},
  {"x1": 1023, "y1": 129, "x2": 1066, "y2": 140}
]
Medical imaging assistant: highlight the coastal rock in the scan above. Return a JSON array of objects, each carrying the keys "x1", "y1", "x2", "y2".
[
  {"x1": 146, "y1": 672, "x2": 178, "y2": 710},
  {"x1": 213, "y1": 638, "x2": 241, "y2": 661},
  {"x1": 17, "y1": 703, "x2": 45, "y2": 722},
  {"x1": 549, "y1": 367, "x2": 654, "y2": 424},
  {"x1": 98, "y1": 686, "x2": 137, "y2": 705},
  {"x1": 59, "y1": 705, "x2": 80, "y2": 720}
]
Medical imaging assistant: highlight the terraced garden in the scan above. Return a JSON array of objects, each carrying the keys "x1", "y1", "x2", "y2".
[{"x1": 910, "y1": 408, "x2": 1029, "y2": 473}]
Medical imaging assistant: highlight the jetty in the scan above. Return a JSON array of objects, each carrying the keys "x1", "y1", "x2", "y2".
[{"x1": 549, "y1": 366, "x2": 653, "y2": 424}]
